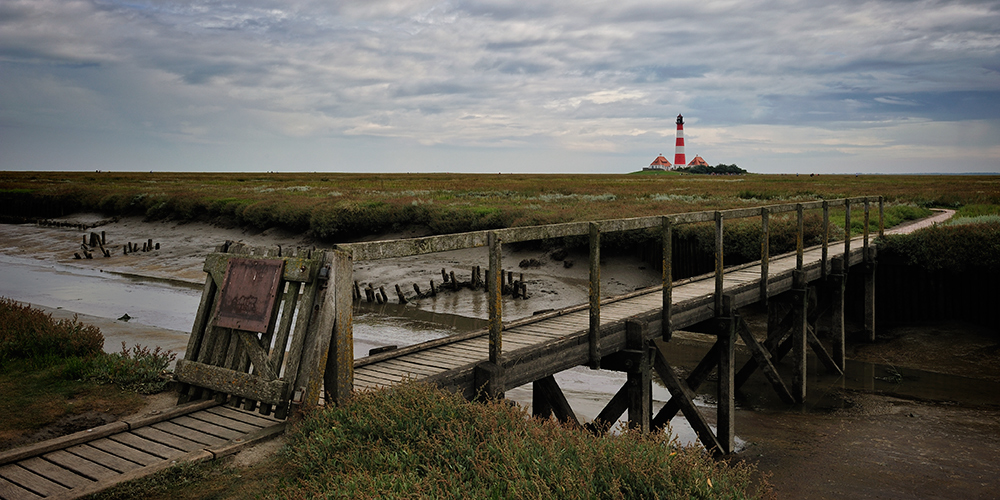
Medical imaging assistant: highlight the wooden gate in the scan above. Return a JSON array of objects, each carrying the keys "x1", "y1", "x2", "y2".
[{"x1": 174, "y1": 241, "x2": 353, "y2": 419}]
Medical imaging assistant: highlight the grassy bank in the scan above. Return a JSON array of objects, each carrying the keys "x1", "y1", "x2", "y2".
[
  {"x1": 879, "y1": 206, "x2": 1000, "y2": 272},
  {"x1": 0, "y1": 299, "x2": 174, "y2": 450},
  {"x1": 90, "y1": 383, "x2": 771, "y2": 500},
  {"x1": 2, "y1": 172, "x2": 995, "y2": 242}
]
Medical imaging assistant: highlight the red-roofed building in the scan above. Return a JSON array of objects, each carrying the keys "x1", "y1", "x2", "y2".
[
  {"x1": 688, "y1": 155, "x2": 709, "y2": 167},
  {"x1": 644, "y1": 155, "x2": 672, "y2": 171}
]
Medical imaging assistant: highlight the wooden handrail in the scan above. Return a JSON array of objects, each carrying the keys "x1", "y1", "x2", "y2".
[
  {"x1": 339, "y1": 196, "x2": 881, "y2": 261},
  {"x1": 337, "y1": 195, "x2": 883, "y2": 379}
]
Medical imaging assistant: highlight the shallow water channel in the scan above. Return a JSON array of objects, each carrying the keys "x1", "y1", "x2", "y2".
[{"x1": 3, "y1": 255, "x2": 996, "y2": 449}]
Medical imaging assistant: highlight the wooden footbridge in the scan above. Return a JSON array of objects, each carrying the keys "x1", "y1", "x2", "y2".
[{"x1": 1, "y1": 196, "x2": 884, "y2": 498}]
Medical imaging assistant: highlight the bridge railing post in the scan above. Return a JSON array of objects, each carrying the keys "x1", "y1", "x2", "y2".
[
  {"x1": 589, "y1": 222, "x2": 601, "y2": 368},
  {"x1": 878, "y1": 196, "x2": 885, "y2": 239},
  {"x1": 760, "y1": 207, "x2": 769, "y2": 304},
  {"x1": 844, "y1": 199, "x2": 852, "y2": 264},
  {"x1": 661, "y1": 217, "x2": 673, "y2": 342},
  {"x1": 488, "y1": 232, "x2": 503, "y2": 366},
  {"x1": 822, "y1": 201, "x2": 829, "y2": 279},
  {"x1": 718, "y1": 294, "x2": 736, "y2": 454},
  {"x1": 714, "y1": 211, "x2": 724, "y2": 315},
  {"x1": 792, "y1": 269, "x2": 808, "y2": 403},
  {"x1": 864, "y1": 199, "x2": 871, "y2": 263},
  {"x1": 323, "y1": 248, "x2": 354, "y2": 407},
  {"x1": 796, "y1": 203, "x2": 804, "y2": 270},
  {"x1": 831, "y1": 257, "x2": 846, "y2": 371}
]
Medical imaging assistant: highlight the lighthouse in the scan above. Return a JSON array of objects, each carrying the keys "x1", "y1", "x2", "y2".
[{"x1": 674, "y1": 114, "x2": 686, "y2": 166}]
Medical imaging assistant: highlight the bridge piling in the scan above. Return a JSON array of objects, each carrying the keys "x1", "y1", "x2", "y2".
[
  {"x1": 624, "y1": 320, "x2": 653, "y2": 433},
  {"x1": 831, "y1": 257, "x2": 847, "y2": 371},
  {"x1": 589, "y1": 222, "x2": 601, "y2": 368},
  {"x1": 864, "y1": 247, "x2": 877, "y2": 342},
  {"x1": 717, "y1": 296, "x2": 737, "y2": 454},
  {"x1": 792, "y1": 270, "x2": 808, "y2": 403}
]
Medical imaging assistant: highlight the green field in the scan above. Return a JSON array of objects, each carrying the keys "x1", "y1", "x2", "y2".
[{"x1": 2, "y1": 172, "x2": 997, "y2": 242}]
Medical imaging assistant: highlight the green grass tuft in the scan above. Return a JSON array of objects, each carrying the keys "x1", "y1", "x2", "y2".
[{"x1": 277, "y1": 383, "x2": 769, "y2": 499}]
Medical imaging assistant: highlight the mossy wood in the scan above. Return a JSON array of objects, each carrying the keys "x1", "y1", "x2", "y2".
[{"x1": 175, "y1": 241, "x2": 353, "y2": 418}]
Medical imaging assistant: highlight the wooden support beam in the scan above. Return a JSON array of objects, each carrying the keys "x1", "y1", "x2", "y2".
[
  {"x1": 625, "y1": 320, "x2": 652, "y2": 434},
  {"x1": 735, "y1": 317, "x2": 794, "y2": 404},
  {"x1": 652, "y1": 341, "x2": 720, "y2": 428},
  {"x1": 878, "y1": 196, "x2": 885, "y2": 239},
  {"x1": 806, "y1": 325, "x2": 843, "y2": 376},
  {"x1": 864, "y1": 200, "x2": 871, "y2": 263},
  {"x1": 474, "y1": 361, "x2": 504, "y2": 400},
  {"x1": 792, "y1": 270, "x2": 808, "y2": 403},
  {"x1": 532, "y1": 375, "x2": 580, "y2": 426},
  {"x1": 796, "y1": 203, "x2": 804, "y2": 270},
  {"x1": 821, "y1": 201, "x2": 829, "y2": 279},
  {"x1": 717, "y1": 296, "x2": 736, "y2": 454},
  {"x1": 590, "y1": 387, "x2": 628, "y2": 433},
  {"x1": 714, "y1": 211, "x2": 724, "y2": 315},
  {"x1": 661, "y1": 216, "x2": 673, "y2": 342},
  {"x1": 760, "y1": 207, "x2": 769, "y2": 304},
  {"x1": 864, "y1": 247, "x2": 877, "y2": 342},
  {"x1": 844, "y1": 200, "x2": 852, "y2": 260},
  {"x1": 830, "y1": 257, "x2": 846, "y2": 372},
  {"x1": 488, "y1": 232, "x2": 503, "y2": 365},
  {"x1": 323, "y1": 249, "x2": 354, "y2": 406},
  {"x1": 651, "y1": 343, "x2": 724, "y2": 457},
  {"x1": 589, "y1": 222, "x2": 601, "y2": 368}
]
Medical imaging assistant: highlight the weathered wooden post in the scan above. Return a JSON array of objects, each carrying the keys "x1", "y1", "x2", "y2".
[
  {"x1": 760, "y1": 207, "x2": 769, "y2": 304},
  {"x1": 323, "y1": 248, "x2": 354, "y2": 406},
  {"x1": 844, "y1": 200, "x2": 852, "y2": 262},
  {"x1": 714, "y1": 211, "x2": 724, "y2": 315},
  {"x1": 718, "y1": 295, "x2": 737, "y2": 453},
  {"x1": 878, "y1": 196, "x2": 885, "y2": 239},
  {"x1": 476, "y1": 231, "x2": 505, "y2": 399},
  {"x1": 792, "y1": 270, "x2": 808, "y2": 403},
  {"x1": 661, "y1": 216, "x2": 673, "y2": 342},
  {"x1": 863, "y1": 199, "x2": 871, "y2": 263},
  {"x1": 796, "y1": 203, "x2": 804, "y2": 270},
  {"x1": 588, "y1": 222, "x2": 601, "y2": 368},
  {"x1": 822, "y1": 201, "x2": 830, "y2": 279},
  {"x1": 625, "y1": 320, "x2": 652, "y2": 433},
  {"x1": 831, "y1": 257, "x2": 846, "y2": 371},
  {"x1": 864, "y1": 246, "x2": 877, "y2": 342}
]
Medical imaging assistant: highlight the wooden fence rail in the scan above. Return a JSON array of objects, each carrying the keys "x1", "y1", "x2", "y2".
[{"x1": 333, "y1": 196, "x2": 883, "y2": 398}]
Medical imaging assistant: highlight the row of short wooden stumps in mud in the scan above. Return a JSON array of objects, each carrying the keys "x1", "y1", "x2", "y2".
[
  {"x1": 72, "y1": 230, "x2": 160, "y2": 259},
  {"x1": 354, "y1": 266, "x2": 531, "y2": 305}
]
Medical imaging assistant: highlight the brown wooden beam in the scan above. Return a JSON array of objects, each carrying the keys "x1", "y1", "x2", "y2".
[
  {"x1": 652, "y1": 340, "x2": 720, "y2": 428},
  {"x1": 532, "y1": 375, "x2": 580, "y2": 426},
  {"x1": 651, "y1": 343, "x2": 723, "y2": 457}
]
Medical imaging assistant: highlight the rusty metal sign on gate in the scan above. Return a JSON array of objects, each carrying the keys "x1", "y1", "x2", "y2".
[{"x1": 215, "y1": 257, "x2": 285, "y2": 332}]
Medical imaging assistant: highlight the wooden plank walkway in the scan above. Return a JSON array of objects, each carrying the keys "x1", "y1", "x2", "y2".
[
  {"x1": 355, "y1": 237, "x2": 871, "y2": 399},
  {"x1": 0, "y1": 401, "x2": 285, "y2": 500}
]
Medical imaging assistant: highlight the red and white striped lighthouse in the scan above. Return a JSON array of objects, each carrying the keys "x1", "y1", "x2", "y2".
[{"x1": 673, "y1": 114, "x2": 686, "y2": 166}]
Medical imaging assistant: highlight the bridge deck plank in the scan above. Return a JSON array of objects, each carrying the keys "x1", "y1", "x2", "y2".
[
  {"x1": 17, "y1": 457, "x2": 94, "y2": 489},
  {"x1": 0, "y1": 463, "x2": 69, "y2": 497},
  {"x1": 109, "y1": 432, "x2": 189, "y2": 459},
  {"x1": 88, "y1": 438, "x2": 163, "y2": 466}
]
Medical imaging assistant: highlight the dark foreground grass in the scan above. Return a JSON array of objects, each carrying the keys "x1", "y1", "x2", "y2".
[{"x1": 90, "y1": 383, "x2": 772, "y2": 500}]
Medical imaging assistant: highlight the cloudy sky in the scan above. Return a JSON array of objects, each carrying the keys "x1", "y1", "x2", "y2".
[{"x1": 2, "y1": 0, "x2": 998, "y2": 174}]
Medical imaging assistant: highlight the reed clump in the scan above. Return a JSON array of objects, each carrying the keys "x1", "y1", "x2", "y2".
[{"x1": 276, "y1": 382, "x2": 770, "y2": 499}]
